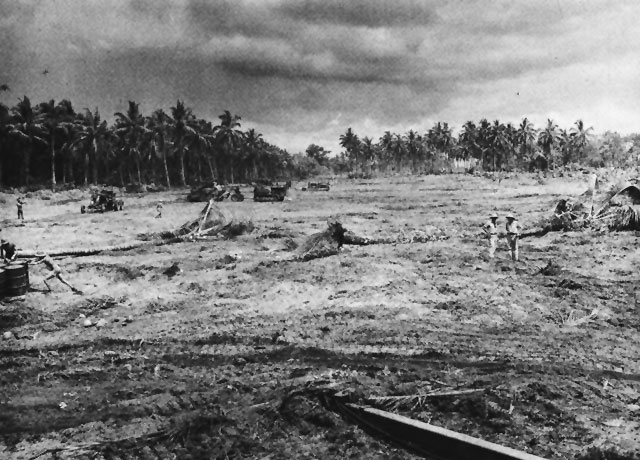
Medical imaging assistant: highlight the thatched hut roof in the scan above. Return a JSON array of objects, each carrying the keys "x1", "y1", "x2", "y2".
[{"x1": 546, "y1": 182, "x2": 640, "y2": 232}]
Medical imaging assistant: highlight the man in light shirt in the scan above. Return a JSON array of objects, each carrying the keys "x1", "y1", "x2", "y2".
[
  {"x1": 482, "y1": 213, "x2": 499, "y2": 258},
  {"x1": 505, "y1": 213, "x2": 521, "y2": 261}
]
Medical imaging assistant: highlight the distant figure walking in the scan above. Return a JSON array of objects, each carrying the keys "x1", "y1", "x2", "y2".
[
  {"x1": 0, "y1": 239, "x2": 17, "y2": 263},
  {"x1": 29, "y1": 253, "x2": 82, "y2": 294},
  {"x1": 505, "y1": 214, "x2": 522, "y2": 261},
  {"x1": 16, "y1": 197, "x2": 25, "y2": 220},
  {"x1": 155, "y1": 202, "x2": 163, "y2": 219},
  {"x1": 482, "y1": 213, "x2": 499, "y2": 258}
]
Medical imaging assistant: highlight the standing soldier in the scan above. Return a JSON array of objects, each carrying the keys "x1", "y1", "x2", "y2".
[
  {"x1": 482, "y1": 213, "x2": 499, "y2": 258},
  {"x1": 505, "y1": 213, "x2": 522, "y2": 261},
  {"x1": 155, "y1": 201, "x2": 163, "y2": 218},
  {"x1": 16, "y1": 197, "x2": 24, "y2": 220}
]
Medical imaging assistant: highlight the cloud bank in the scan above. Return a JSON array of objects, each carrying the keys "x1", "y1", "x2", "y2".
[{"x1": 1, "y1": 0, "x2": 638, "y2": 153}]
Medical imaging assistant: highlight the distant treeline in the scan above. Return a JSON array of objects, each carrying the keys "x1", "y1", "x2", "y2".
[
  {"x1": 0, "y1": 97, "x2": 308, "y2": 190},
  {"x1": 319, "y1": 119, "x2": 640, "y2": 176},
  {"x1": 2, "y1": 95, "x2": 639, "y2": 190}
]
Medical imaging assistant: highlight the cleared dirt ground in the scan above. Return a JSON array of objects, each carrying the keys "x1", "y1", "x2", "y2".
[{"x1": 1, "y1": 174, "x2": 639, "y2": 459}]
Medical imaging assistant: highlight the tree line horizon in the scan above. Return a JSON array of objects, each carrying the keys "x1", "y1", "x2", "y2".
[{"x1": 1, "y1": 95, "x2": 638, "y2": 191}]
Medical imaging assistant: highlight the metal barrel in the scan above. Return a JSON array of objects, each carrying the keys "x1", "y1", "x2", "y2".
[
  {"x1": 5, "y1": 264, "x2": 29, "y2": 296},
  {"x1": 0, "y1": 268, "x2": 6, "y2": 297}
]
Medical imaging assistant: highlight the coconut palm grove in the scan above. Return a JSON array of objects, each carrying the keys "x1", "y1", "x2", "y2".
[{"x1": 0, "y1": 95, "x2": 639, "y2": 190}]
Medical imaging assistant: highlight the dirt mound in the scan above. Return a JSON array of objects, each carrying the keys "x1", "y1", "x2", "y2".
[
  {"x1": 539, "y1": 260, "x2": 563, "y2": 276},
  {"x1": 297, "y1": 221, "x2": 346, "y2": 261},
  {"x1": 0, "y1": 304, "x2": 51, "y2": 331}
]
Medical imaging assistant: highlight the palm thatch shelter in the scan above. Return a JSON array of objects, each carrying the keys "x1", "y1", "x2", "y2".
[{"x1": 549, "y1": 182, "x2": 640, "y2": 232}]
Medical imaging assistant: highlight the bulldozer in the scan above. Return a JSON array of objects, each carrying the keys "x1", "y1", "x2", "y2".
[{"x1": 81, "y1": 189, "x2": 124, "y2": 214}]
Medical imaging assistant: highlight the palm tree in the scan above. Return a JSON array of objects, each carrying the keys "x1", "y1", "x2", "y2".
[
  {"x1": 75, "y1": 108, "x2": 109, "y2": 185},
  {"x1": 360, "y1": 136, "x2": 376, "y2": 174},
  {"x1": 515, "y1": 118, "x2": 536, "y2": 168},
  {"x1": 339, "y1": 127, "x2": 361, "y2": 173},
  {"x1": 189, "y1": 118, "x2": 214, "y2": 183},
  {"x1": 0, "y1": 103, "x2": 10, "y2": 186},
  {"x1": 379, "y1": 131, "x2": 394, "y2": 171},
  {"x1": 213, "y1": 110, "x2": 243, "y2": 183},
  {"x1": 244, "y1": 128, "x2": 264, "y2": 181},
  {"x1": 488, "y1": 120, "x2": 511, "y2": 170},
  {"x1": 537, "y1": 119, "x2": 561, "y2": 168},
  {"x1": 114, "y1": 101, "x2": 148, "y2": 185},
  {"x1": 147, "y1": 109, "x2": 172, "y2": 188},
  {"x1": 39, "y1": 99, "x2": 75, "y2": 190},
  {"x1": 169, "y1": 100, "x2": 198, "y2": 186},
  {"x1": 569, "y1": 119, "x2": 593, "y2": 162},
  {"x1": 458, "y1": 121, "x2": 478, "y2": 162},
  {"x1": 9, "y1": 96, "x2": 46, "y2": 186},
  {"x1": 558, "y1": 128, "x2": 572, "y2": 165},
  {"x1": 404, "y1": 130, "x2": 421, "y2": 172}
]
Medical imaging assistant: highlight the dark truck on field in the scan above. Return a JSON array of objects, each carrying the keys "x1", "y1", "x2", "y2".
[
  {"x1": 253, "y1": 181, "x2": 291, "y2": 202},
  {"x1": 81, "y1": 189, "x2": 124, "y2": 214},
  {"x1": 302, "y1": 181, "x2": 330, "y2": 191}
]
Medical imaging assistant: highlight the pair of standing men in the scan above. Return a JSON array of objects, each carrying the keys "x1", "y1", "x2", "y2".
[{"x1": 483, "y1": 213, "x2": 521, "y2": 261}]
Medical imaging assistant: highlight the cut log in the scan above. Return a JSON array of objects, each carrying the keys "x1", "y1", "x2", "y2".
[{"x1": 333, "y1": 402, "x2": 548, "y2": 460}]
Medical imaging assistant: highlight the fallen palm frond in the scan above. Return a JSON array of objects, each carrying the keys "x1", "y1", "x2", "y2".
[
  {"x1": 562, "y1": 308, "x2": 600, "y2": 327},
  {"x1": 365, "y1": 389, "x2": 484, "y2": 411},
  {"x1": 539, "y1": 181, "x2": 640, "y2": 234}
]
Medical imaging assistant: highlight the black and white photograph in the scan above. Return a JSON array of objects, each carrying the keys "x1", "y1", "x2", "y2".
[{"x1": 1, "y1": 0, "x2": 639, "y2": 458}]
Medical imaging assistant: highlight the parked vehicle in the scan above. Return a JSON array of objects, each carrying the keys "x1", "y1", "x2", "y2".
[
  {"x1": 81, "y1": 189, "x2": 123, "y2": 214},
  {"x1": 302, "y1": 182, "x2": 330, "y2": 191},
  {"x1": 253, "y1": 181, "x2": 291, "y2": 202}
]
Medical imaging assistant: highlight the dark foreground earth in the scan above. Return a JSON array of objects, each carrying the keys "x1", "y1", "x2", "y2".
[{"x1": 1, "y1": 174, "x2": 639, "y2": 459}]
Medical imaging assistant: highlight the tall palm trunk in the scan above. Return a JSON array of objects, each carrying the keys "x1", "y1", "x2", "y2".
[
  {"x1": 24, "y1": 145, "x2": 31, "y2": 186},
  {"x1": 134, "y1": 150, "x2": 142, "y2": 185},
  {"x1": 207, "y1": 155, "x2": 216, "y2": 181},
  {"x1": 50, "y1": 137, "x2": 56, "y2": 190},
  {"x1": 91, "y1": 138, "x2": 99, "y2": 184},
  {"x1": 162, "y1": 146, "x2": 171, "y2": 188},
  {"x1": 177, "y1": 140, "x2": 186, "y2": 186}
]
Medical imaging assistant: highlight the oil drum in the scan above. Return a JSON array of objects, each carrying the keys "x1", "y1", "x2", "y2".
[
  {"x1": 5, "y1": 264, "x2": 29, "y2": 296},
  {"x1": 0, "y1": 268, "x2": 5, "y2": 297}
]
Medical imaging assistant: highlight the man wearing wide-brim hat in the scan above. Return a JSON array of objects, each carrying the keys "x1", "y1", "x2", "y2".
[
  {"x1": 505, "y1": 213, "x2": 521, "y2": 261},
  {"x1": 482, "y1": 212, "x2": 499, "y2": 258}
]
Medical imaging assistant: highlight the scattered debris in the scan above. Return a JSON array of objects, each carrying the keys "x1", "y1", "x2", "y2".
[
  {"x1": 562, "y1": 308, "x2": 600, "y2": 327},
  {"x1": 544, "y1": 182, "x2": 640, "y2": 233},
  {"x1": 539, "y1": 260, "x2": 563, "y2": 276}
]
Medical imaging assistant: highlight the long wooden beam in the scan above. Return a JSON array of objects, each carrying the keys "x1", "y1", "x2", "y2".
[{"x1": 338, "y1": 403, "x2": 548, "y2": 460}]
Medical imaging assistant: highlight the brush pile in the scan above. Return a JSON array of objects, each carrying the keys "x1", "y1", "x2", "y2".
[
  {"x1": 139, "y1": 199, "x2": 254, "y2": 242},
  {"x1": 547, "y1": 181, "x2": 640, "y2": 232},
  {"x1": 296, "y1": 220, "x2": 346, "y2": 261}
]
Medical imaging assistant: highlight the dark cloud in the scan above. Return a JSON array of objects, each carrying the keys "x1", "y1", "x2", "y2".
[
  {"x1": 2, "y1": 0, "x2": 639, "y2": 153},
  {"x1": 185, "y1": 0, "x2": 288, "y2": 40},
  {"x1": 277, "y1": 0, "x2": 437, "y2": 28}
]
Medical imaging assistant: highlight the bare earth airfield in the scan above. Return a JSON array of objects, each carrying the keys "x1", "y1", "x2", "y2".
[{"x1": 1, "y1": 174, "x2": 639, "y2": 459}]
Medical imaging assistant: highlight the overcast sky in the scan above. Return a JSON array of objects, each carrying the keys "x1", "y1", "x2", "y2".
[{"x1": 1, "y1": 0, "x2": 638, "y2": 154}]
